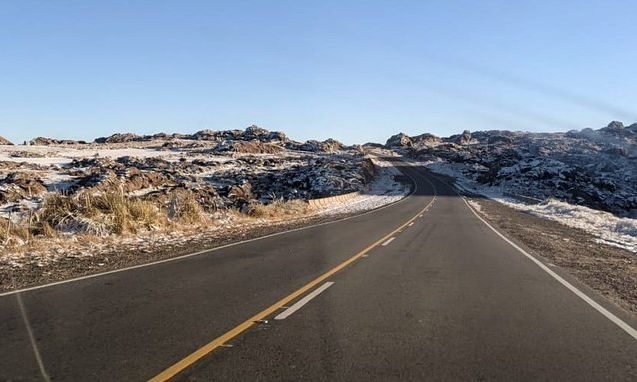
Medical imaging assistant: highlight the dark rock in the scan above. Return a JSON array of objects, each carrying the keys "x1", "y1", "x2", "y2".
[
  {"x1": 29, "y1": 137, "x2": 86, "y2": 145},
  {"x1": 385, "y1": 120, "x2": 637, "y2": 216},
  {"x1": 94, "y1": 133, "x2": 142, "y2": 144},
  {"x1": 386, "y1": 133, "x2": 412, "y2": 147},
  {"x1": 298, "y1": 139, "x2": 344, "y2": 153}
]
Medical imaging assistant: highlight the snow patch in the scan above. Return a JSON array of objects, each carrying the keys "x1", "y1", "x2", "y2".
[
  {"x1": 419, "y1": 159, "x2": 637, "y2": 253},
  {"x1": 499, "y1": 198, "x2": 637, "y2": 253},
  {"x1": 319, "y1": 157, "x2": 409, "y2": 216}
]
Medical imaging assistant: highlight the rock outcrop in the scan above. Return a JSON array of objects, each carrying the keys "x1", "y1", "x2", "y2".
[
  {"x1": 386, "y1": 121, "x2": 637, "y2": 216},
  {"x1": 29, "y1": 137, "x2": 86, "y2": 145}
]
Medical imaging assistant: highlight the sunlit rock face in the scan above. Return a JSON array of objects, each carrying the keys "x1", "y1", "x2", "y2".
[{"x1": 386, "y1": 121, "x2": 637, "y2": 217}]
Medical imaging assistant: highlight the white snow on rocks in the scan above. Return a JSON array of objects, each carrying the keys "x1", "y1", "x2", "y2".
[
  {"x1": 419, "y1": 159, "x2": 637, "y2": 253},
  {"x1": 320, "y1": 157, "x2": 410, "y2": 216},
  {"x1": 390, "y1": 122, "x2": 637, "y2": 216}
]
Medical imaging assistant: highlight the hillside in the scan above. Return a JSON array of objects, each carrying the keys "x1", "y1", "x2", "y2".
[
  {"x1": 0, "y1": 126, "x2": 408, "y2": 285},
  {"x1": 386, "y1": 121, "x2": 637, "y2": 217}
]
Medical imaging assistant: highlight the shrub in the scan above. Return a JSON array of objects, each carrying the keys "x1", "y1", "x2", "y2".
[
  {"x1": 0, "y1": 217, "x2": 30, "y2": 245},
  {"x1": 39, "y1": 191, "x2": 165, "y2": 235},
  {"x1": 30, "y1": 220, "x2": 56, "y2": 238},
  {"x1": 247, "y1": 199, "x2": 309, "y2": 219},
  {"x1": 167, "y1": 192, "x2": 206, "y2": 224}
]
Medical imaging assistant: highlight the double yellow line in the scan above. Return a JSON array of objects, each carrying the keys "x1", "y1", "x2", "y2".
[{"x1": 149, "y1": 168, "x2": 436, "y2": 381}]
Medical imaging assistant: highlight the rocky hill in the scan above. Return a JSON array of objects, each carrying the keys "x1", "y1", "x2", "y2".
[
  {"x1": 1, "y1": 126, "x2": 370, "y2": 214},
  {"x1": 386, "y1": 121, "x2": 637, "y2": 217},
  {"x1": 0, "y1": 125, "x2": 412, "y2": 283}
]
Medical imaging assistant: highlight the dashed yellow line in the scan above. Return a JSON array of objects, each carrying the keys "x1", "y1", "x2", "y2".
[{"x1": 149, "y1": 170, "x2": 437, "y2": 381}]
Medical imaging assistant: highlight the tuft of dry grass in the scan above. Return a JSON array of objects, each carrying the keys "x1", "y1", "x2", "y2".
[
  {"x1": 39, "y1": 191, "x2": 166, "y2": 235},
  {"x1": 1, "y1": 189, "x2": 313, "y2": 260},
  {"x1": 0, "y1": 218, "x2": 30, "y2": 245},
  {"x1": 30, "y1": 220, "x2": 57, "y2": 238},
  {"x1": 0, "y1": 189, "x2": 214, "y2": 247},
  {"x1": 167, "y1": 192, "x2": 207, "y2": 224},
  {"x1": 246, "y1": 199, "x2": 310, "y2": 219}
]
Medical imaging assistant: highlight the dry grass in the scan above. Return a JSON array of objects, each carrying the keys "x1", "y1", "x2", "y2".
[
  {"x1": 0, "y1": 188, "x2": 312, "y2": 267},
  {"x1": 247, "y1": 199, "x2": 310, "y2": 219},
  {"x1": 167, "y1": 192, "x2": 207, "y2": 224},
  {"x1": 0, "y1": 218, "x2": 30, "y2": 245},
  {"x1": 30, "y1": 220, "x2": 56, "y2": 238},
  {"x1": 39, "y1": 191, "x2": 166, "y2": 235},
  {"x1": 0, "y1": 189, "x2": 214, "y2": 249}
]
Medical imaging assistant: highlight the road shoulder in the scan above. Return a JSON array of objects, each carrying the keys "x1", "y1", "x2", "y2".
[{"x1": 468, "y1": 196, "x2": 637, "y2": 316}]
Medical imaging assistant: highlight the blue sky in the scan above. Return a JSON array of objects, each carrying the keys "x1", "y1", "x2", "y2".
[{"x1": 1, "y1": 1, "x2": 636, "y2": 144}]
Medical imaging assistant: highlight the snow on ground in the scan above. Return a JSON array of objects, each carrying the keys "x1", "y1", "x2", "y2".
[
  {"x1": 417, "y1": 158, "x2": 637, "y2": 253},
  {"x1": 320, "y1": 157, "x2": 409, "y2": 216},
  {"x1": 43, "y1": 173, "x2": 76, "y2": 191},
  {"x1": 0, "y1": 145, "x2": 170, "y2": 165},
  {"x1": 62, "y1": 147, "x2": 167, "y2": 159},
  {"x1": 0, "y1": 156, "x2": 409, "y2": 269},
  {"x1": 0, "y1": 199, "x2": 42, "y2": 222},
  {"x1": 0, "y1": 144, "x2": 308, "y2": 164},
  {"x1": 498, "y1": 198, "x2": 637, "y2": 253}
]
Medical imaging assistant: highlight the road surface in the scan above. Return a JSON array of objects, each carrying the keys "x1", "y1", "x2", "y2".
[{"x1": 1, "y1": 160, "x2": 636, "y2": 381}]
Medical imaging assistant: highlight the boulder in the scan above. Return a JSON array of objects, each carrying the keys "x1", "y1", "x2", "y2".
[
  {"x1": 29, "y1": 137, "x2": 86, "y2": 145},
  {"x1": 605, "y1": 121, "x2": 625, "y2": 131},
  {"x1": 298, "y1": 139, "x2": 344, "y2": 152},
  {"x1": 244, "y1": 125, "x2": 270, "y2": 140},
  {"x1": 94, "y1": 133, "x2": 142, "y2": 144},
  {"x1": 386, "y1": 133, "x2": 412, "y2": 147},
  {"x1": 450, "y1": 130, "x2": 473, "y2": 145},
  {"x1": 214, "y1": 140, "x2": 284, "y2": 154},
  {"x1": 411, "y1": 133, "x2": 442, "y2": 148}
]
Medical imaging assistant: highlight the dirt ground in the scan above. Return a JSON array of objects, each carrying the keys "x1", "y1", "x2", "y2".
[{"x1": 471, "y1": 197, "x2": 637, "y2": 315}]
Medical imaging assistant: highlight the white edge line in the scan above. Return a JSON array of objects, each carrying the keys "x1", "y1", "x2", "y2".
[
  {"x1": 274, "y1": 282, "x2": 335, "y2": 320},
  {"x1": 16, "y1": 294, "x2": 51, "y2": 381},
  {"x1": 1, "y1": 158, "x2": 423, "y2": 298},
  {"x1": 381, "y1": 237, "x2": 396, "y2": 246},
  {"x1": 462, "y1": 197, "x2": 637, "y2": 341},
  {"x1": 431, "y1": 171, "x2": 637, "y2": 339}
]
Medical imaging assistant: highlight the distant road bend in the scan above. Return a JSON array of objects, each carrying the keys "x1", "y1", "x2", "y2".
[{"x1": 1, "y1": 158, "x2": 636, "y2": 381}]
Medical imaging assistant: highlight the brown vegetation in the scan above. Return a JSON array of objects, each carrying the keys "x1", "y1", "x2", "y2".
[
  {"x1": 39, "y1": 191, "x2": 166, "y2": 235},
  {"x1": 246, "y1": 199, "x2": 310, "y2": 219}
]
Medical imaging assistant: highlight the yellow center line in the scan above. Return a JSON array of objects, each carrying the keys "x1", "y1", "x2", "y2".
[{"x1": 149, "y1": 170, "x2": 437, "y2": 382}]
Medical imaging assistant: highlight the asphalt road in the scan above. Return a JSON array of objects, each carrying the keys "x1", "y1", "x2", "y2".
[{"x1": 1, "y1": 160, "x2": 636, "y2": 381}]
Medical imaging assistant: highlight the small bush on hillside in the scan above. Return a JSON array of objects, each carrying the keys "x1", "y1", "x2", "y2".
[
  {"x1": 39, "y1": 191, "x2": 165, "y2": 235},
  {"x1": 247, "y1": 199, "x2": 309, "y2": 219},
  {"x1": 167, "y1": 192, "x2": 206, "y2": 224}
]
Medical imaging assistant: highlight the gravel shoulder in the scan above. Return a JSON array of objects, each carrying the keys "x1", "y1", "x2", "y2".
[{"x1": 470, "y1": 196, "x2": 637, "y2": 315}]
